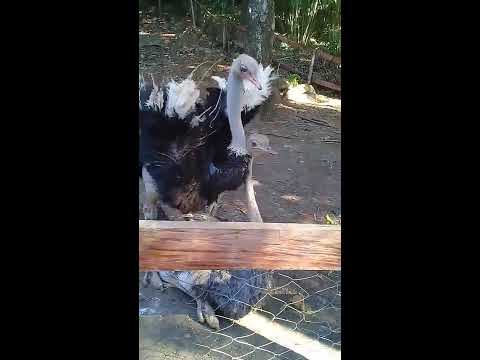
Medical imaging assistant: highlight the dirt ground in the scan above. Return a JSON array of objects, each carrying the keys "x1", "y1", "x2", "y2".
[
  {"x1": 139, "y1": 11, "x2": 341, "y2": 360},
  {"x1": 140, "y1": 270, "x2": 341, "y2": 360},
  {"x1": 139, "y1": 13, "x2": 341, "y2": 224}
]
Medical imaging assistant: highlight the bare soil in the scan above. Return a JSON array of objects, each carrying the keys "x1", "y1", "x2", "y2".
[{"x1": 139, "y1": 13, "x2": 341, "y2": 225}]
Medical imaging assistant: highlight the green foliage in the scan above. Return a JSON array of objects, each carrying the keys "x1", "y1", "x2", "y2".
[
  {"x1": 275, "y1": 0, "x2": 341, "y2": 55},
  {"x1": 200, "y1": 0, "x2": 341, "y2": 56},
  {"x1": 201, "y1": 0, "x2": 240, "y2": 23},
  {"x1": 144, "y1": 0, "x2": 341, "y2": 56},
  {"x1": 287, "y1": 73, "x2": 301, "y2": 87}
]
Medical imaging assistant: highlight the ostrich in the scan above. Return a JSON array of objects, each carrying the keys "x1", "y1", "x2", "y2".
[
  {"x1": 139, "y1": 54, "x2": 276, "y2": 220},
  {"x1": 139, "y1": 54, "x2": 276, "y2": 329}
]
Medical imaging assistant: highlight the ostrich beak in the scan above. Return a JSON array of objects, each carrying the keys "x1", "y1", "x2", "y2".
[
  {"x1": 251, "y1": 144, "x2": 278, "y2": 156},
  {"x1": 247, "y1": 75, "x2": 263, "y2": 91}
]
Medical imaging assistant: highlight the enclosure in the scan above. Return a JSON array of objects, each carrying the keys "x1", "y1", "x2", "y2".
[
  {"x1": 139, "y1": 1, "x2": 341, "y2": 359},
  {"x1": 140, "y1": 269, "x2": 340, "y2": 360},
  {"x1": 139, "y1": 221, "x2": 341, "y2": 360}
]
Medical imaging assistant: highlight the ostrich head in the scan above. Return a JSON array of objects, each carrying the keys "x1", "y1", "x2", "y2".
[
  {"x1": 244, "y1": 133, "x2": 276, "y2": 223},
  {"x1": 230, "y1": 54, "x2": 263, "y2": 91},
  {"x1": 247, "y1": 133, "x2": 277, "y2": 158}
]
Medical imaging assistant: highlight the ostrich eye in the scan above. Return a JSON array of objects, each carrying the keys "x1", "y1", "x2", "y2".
[
  {"x1": 251, "y1": 141, "x2": 257, "y2": 147},
  {"x1": 240, "y1": 65, "x2": 247, "y2": 72}
]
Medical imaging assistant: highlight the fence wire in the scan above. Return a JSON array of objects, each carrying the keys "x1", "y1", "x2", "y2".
[{"x1": 139, "y1": 270, "x2": 341, "y2": 360}]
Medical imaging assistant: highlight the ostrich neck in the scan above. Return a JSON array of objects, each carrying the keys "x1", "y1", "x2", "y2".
[
  {"x1": 245, "y1": 156, "x2": 263, "y2": 222},
  {"x1": 226, "y1": 72, "x2": 247, "y2": 153}
]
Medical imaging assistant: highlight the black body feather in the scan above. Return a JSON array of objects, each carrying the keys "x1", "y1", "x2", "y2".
[{"x1": 139, "y1": 79, "x2": 260, "y2": 215}]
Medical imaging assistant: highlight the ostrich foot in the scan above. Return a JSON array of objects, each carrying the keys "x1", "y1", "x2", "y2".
[
  {"x1": 156, "y1": 271, "x2": 219, "y2": 329},
  {"x1": 207, "y1": 202, "x2": 218, "y2": 216},
  {"x1": 178, "y1": 213, "x2": 219, "y2": 222},
  {"x1": 208, "y1": 193, "x2": 224, "y2": 217},
  {"x1": 143, "y1": 203, "x2": 158, "y2": 220},
  {"x1": 142, "y1": 272, "x2": 168, "y2": 290},
  {"x1": 143, "y1": 200, "x2": 168, "y2": 220},
  {"x1": 182, "y1": 213, "x2": 194, "y2": 221},
  {"x1": 196, "y1": 298, "x2": 220, "y2": 330}
]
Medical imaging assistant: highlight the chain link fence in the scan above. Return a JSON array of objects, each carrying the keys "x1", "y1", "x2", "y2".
[{"x1": 140, "y1": 270, "x2": 340, "y2": 360}]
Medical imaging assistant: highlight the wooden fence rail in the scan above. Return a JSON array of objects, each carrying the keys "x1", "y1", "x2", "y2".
[{"x1": 140, "y1": 221, "x2": 341, "y2": 271}]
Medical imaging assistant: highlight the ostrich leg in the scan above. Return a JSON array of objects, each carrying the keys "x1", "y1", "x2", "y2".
[
  {"x1": 142, "y1": 271, "x2": 169, "y2": 290},
  {"x1": 207, "y1": 193, "x2": 224, "y2": 217},
  {"x1": 140, "y1": 209, "x2": 222, "y2": 330},
  {"x1": 141, "y1": 166, "x2": 168, "y2": 220},
  {"x1": 140, "y1": 167, "x2": 170, "y2": 293},
  {"x1": 158, "y1": 270, "x2": 220, "y2": 330},
  {"x1": 195, "y1": 298, "x2": 220, "y2": 329}
]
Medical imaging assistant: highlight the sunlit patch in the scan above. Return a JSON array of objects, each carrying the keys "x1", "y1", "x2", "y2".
[
  {"x1": 281, "y1": 195, "x2": 302, "y2": 202},
  {"x1": 276, "y1": 103, "x2": 307, "y2": 112},
  {"x1": 160, "y1": 33, "x2": 176, "y2": 38},
  {"x1": 285, "y1": 86, "x2": 341, "y2": 111},
  {"x1": 236, "y1": 312, "x2": 341, "y2": 360},
  {"x1": 287, "y1": 84, "x2": 319, "y2": 105},
  {"x1": 216, "y1": 64, "x2": 229, "y2": 71}
]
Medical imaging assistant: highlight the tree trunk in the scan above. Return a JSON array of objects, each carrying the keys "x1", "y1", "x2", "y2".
[
  {"x1": 239, "y1": 0, "x2": 249, "y2": 50},
  {"x1": 195, "y1": 2, "x2": 203, "y2": 28},
  {"x1": 245, "y1": 0, "x2": 275, "y2": 122},
  {"x1": 222, "y1": 22, "x2": 226, "y2": 51},
  {"x1": 245, "y1": 0, "x2": 274, "y2": 65},
  {"x1": 190, "y1": 0, "x2": 196, "y2": 28},
  {"x1": 156, "y1": 0, "x2": 162, "y2": 17},
  {"x1": 241, "y1": 0, "x2": 249, "y2": 27}
]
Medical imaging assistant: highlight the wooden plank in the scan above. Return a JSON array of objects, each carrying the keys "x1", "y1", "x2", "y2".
[
  {"x1": 273, "y1": 33, "x2": 341, "y2": 65},
  {"x1": 139, "y1": 221, "x2": 341, "y2": 271},
  {"x1": 311, "y1": 73, "x2": 341, "y2": 92},
  {"x1": 272, "y1": 61, "x2": 341, "y2": 92}
]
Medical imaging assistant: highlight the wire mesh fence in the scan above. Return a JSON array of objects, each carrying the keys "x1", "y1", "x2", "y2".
[{"x1": 139, "y1": 270, "x2": 341, "y2": 360}]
